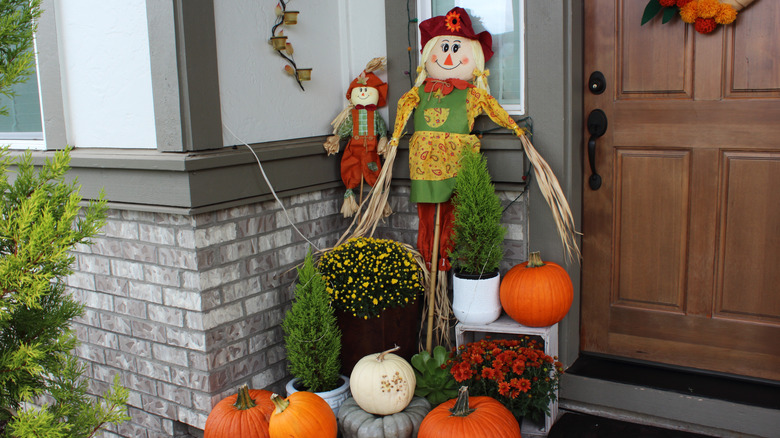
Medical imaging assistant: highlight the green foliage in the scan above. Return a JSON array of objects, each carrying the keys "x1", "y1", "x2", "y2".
[
  {"x1": 641, "y1": 0, "x2": 664, "y2": 25},
  {"x1": 411, "y1": 346, "x2": 458, "y2": 406},
  {"x1": 0, "y1": 147, "x2": 128, "y2": 437},
  {"x1": 450, "y1": 148, "x2": 506, "y2": 275},
  {"x1": 0, "y1": 0, "x2": 42, "y2": 117},
  {"x1": 641, "y1": 0, "x2": 678, "y2": 25},
  {"x1": 282, "y1": 249, "x2": 342, "y2": 392}
]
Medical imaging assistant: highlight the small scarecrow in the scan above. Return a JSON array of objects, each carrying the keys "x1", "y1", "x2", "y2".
[
  {"x1": 343, "y1": 8, "x2": 579, "y2": 352},
  {"x1": 324, "y1": 58, "x2": 389, "y2": 218}
]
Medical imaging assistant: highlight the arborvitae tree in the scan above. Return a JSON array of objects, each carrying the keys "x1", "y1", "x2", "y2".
[
  {"x1": 282, "y1": 249, "x2": 342, "y2": 392},
  {"x1": 450, "y1": 147, "x2": 507, "y2": 275},
  {"x1": 0, "y1": 148, "x2": 129, "y2": 437},
  {"x1": 0, "y1": 0, "x2": 42, "y2": 117}
]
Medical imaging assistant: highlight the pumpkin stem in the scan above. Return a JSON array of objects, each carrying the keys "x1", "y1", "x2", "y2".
[
  {"x1": 270, "y1": 393, "x2": 290, "y2": 414},
  {"x1": 233, "y1": 384, "x2": 257, "y2": 410},
  {"x1": 449, "y1": 386, "x2": 476, "y2": 417},
  {"x1": 376, "y1": 345, "x2": 401, "y2": 362},
  {"x1": 527, "y1": 251, "x2": 545, "y2": 268}
]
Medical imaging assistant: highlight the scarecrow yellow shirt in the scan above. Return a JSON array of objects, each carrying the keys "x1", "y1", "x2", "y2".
[{"x1": 390, "y1": 85, "x2": 525, "y2": 204}]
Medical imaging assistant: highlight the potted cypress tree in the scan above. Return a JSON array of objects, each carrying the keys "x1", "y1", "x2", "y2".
[
  {"x1": 449, "y1": 147, "x2": 507, "y2": 324},
  {"x1": 282, "y1": 249, "x2": 349, "y2": 415}
]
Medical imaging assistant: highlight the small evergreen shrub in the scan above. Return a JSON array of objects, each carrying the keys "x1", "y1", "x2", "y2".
[
  {"x1": 282, "y1": 249, "x2": 342, "y2": 392},
  {"x1": 450, "y1": 147, "x2": 507, "y2": 275},
  {"x1": 0, "y1": 148, "x2": 129, "y2": 437}
]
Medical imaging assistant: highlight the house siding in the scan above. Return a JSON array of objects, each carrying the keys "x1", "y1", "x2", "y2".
[{"x1": 66, "y1": 185, "x2": 527, "y2": 436}]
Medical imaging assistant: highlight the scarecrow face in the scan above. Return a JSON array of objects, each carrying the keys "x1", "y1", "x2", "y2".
[
  {"x1": 425, "y1": 35, "x2": 476, "y2": 82},
  {"x1": 350, "y1": 86, "x2": 380, "y2": 106}
]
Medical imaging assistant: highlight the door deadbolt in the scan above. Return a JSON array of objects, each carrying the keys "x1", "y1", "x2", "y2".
[{"x1": 588, "y1": 71, "x2": 606, "y2": 95}]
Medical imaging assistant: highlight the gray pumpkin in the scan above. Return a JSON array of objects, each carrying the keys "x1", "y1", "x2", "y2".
[{"x1": 338, "y1": 396, "x2": 432, "y2": 438}]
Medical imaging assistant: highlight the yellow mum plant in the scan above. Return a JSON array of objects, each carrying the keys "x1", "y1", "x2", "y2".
[{"x1": 319, "y1": 237, "x2": 424, "y2": 319}]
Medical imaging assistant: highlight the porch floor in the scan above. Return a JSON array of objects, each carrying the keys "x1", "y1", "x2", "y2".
[{"x1": 548, "y1": 413, "x2": 712, "y2": 438}]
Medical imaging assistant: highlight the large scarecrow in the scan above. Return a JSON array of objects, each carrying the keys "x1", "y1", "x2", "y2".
[{"x1": 346, "y1": 8, "x2": 579, "y2": 351}]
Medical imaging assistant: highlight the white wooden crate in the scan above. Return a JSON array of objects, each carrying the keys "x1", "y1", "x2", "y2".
[{"x1": 455, "y1": 314, "x2": 559, "y2": 436}]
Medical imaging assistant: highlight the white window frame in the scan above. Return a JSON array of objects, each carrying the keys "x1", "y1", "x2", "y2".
[{"x1": 417, "y1": 0, "x2": 526, "y2": 116}]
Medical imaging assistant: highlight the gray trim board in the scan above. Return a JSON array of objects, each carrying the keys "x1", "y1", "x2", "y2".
[
  {"x1": 384, "y1": 0, "x2": 418, "y2": 126},
  {"x1": 16, "y1": 138, "x2": 336, "y2": 210},
  {"x1": 173, "y1": 0, "x2": 222, "y2": 151},
  {"x1": 36, "y1": 0, "x2": 67, "y2": 150},
  {"x1": 146, "y1": 0, "x2": 184, "y2": 152},
  {"x1": 559, "y1": 0, "x2": 584, "y2": 367},
  {"x1": 13, "y1": 136, "x2": 526, "y2": 214}
]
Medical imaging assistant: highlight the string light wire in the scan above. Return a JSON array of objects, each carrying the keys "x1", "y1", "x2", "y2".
[{"x1": 222, "y1": 122, "x2": 321, "y2": 251}]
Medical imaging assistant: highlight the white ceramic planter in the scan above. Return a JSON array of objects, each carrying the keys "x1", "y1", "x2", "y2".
[
  {"x1": 452, "y1": 271, "x2": 501, "y2": 324},
  {"x1": 286, "y1": 375, "x2": 350, "y2": 416}
]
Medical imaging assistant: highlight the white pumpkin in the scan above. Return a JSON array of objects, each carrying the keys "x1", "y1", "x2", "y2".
[{"x1": 349, "y1": 346, "x2": 416, "y2": 415}]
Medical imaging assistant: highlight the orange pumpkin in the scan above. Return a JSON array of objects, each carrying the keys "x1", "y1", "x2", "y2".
[
  {"x1": 269, "y1": 391, "x2": 337, "y2": 438},
  {"x1": 500, "y1": 251, "x2": 573, "y2": 327},
  {"x1": 418, "y1": 386, "x2": 520, "y2": 438},
  {"x1": 204, "y1": 385, "x2": 274, "y2": 437}
]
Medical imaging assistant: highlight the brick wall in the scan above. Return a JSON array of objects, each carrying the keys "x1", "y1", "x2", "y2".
[{"x1": 67, "y1": 185, "x2": 527, "y2": 437}]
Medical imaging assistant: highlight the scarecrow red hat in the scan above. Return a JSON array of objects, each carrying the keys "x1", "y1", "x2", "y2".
[
  {"x1": 419, "y1": 7, "x2": 494, "y2": 62},
  {"x1": 346, "y1": 71, "x2": 388, "y2": 108}
]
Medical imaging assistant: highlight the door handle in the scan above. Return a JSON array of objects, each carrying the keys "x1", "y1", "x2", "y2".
[{"x1": 587, "y1": 109, "x2": 607, "y2": 190}]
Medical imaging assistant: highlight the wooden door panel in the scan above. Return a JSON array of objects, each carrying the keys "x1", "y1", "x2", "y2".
[
  {"x1": 610, "y1": 310, "x2": 780, "y2": 357},
  {"x1": 614, "y1": 149, "x2": 690, "y2": 312},
  {"x1": 608, "y1": 333, "x2": 780, "y2": 379},
  {"x1": 727, "y1": 4, "x2": 780, "y2": 95},
  {"x1": 716, "y1": 152, "x2": 780, "y2": 323},
  {"x1": 583, "y1": 0, "x2": 780, "y2": 381},
  {"x1": 619, "y1": 2, "x2": 692, "y2": 97}
]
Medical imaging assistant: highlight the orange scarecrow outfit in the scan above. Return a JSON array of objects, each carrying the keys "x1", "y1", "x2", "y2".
[{"x1": 324, "y1": 68, "x2": 389, "y2": 217}]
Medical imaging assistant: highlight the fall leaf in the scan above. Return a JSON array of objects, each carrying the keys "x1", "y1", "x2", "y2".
[
  {"x1": 275, "y1": 3, "x2": 283, "y2": 16},
  {"x1": 285, "y1": 43, "x2": 294, "y2": 55},
  {"x1": 284, "y1": 65, "x2": 295, "y2": 76}
]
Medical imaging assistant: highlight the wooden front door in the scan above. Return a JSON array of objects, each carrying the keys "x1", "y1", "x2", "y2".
[{"x1": 581, "y1": 1, "x2": 780, "y2": 381}]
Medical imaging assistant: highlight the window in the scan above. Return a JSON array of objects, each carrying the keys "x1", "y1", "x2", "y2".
[
  {"x1": 418, "y1": 0, "x2": 526, "y2": 115},
  {"x1": 0, "y1": 64, "x2": 43, "y2": 141}
]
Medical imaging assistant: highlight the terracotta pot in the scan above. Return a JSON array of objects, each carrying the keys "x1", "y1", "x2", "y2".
[{"x1": 335, "y1": 300, "x2": 421, "y2": 376}]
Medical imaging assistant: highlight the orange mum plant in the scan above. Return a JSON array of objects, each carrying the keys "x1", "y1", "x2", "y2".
[
  {"x1": 642, "y1": 0, "x2": 750, "y2": 34},
  {"x1": 447, "y1": 336, "x2": 563, "y2": 424}
]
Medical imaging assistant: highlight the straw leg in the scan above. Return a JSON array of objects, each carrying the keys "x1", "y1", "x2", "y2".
[
  {"x1": 359, "y1": 176, "x2": 364, "y2": 218},
  {"x1": 425, "y1": 203, "x2": 442, "y2": 353}
]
